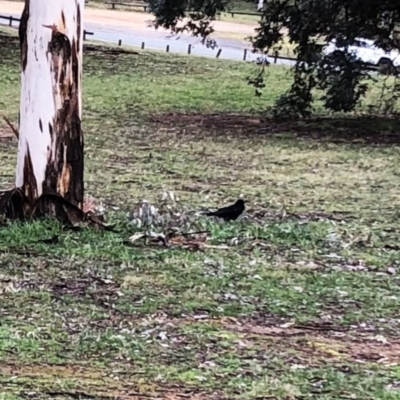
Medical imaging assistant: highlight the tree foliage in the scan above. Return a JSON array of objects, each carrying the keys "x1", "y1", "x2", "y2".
[
  {"x1": 149, "y1": 0, "x2": 400, "y2": 116},
  {"x1": 148, "y1": 0, "x2": 230, "y2": 48}
]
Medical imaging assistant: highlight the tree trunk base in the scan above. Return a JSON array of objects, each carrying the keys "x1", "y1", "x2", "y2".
[{"x1": 0, "y1": 188, "x2": 106, "y2": 228}]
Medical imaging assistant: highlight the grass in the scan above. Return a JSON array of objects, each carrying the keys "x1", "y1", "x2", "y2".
[{"x1": 1, "y1": 26, "x2": 400, "y2": 400}]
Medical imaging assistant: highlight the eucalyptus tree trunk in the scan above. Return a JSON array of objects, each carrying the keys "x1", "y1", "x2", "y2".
[{"x1": 14, "y1": 0, "x2": 84, "y2": 217}]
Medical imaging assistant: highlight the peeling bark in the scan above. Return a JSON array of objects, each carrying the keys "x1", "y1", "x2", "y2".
[{"x1": 12, "y1": 0, "x2": 85, "y2": 218}]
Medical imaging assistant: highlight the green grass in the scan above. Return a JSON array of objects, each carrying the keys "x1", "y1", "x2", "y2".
[{"x1": 1, "y1": 27, "x2": 400, "y2": 400}]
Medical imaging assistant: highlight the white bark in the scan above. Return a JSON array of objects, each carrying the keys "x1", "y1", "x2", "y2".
[
  {"x1": 257, "y1": 0, "x2": 264, "y2": 11},
  {"x1": 16, "y1": 0, "x2": 84, "y2": 201}
]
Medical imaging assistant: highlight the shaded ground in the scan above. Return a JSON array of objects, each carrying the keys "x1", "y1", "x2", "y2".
[
  {"x1": 152, "y1": 113, "x2": 400, "y2": 145},
  {"x1": 1, "y1": 29, "x2": 400, "y2": 399}
]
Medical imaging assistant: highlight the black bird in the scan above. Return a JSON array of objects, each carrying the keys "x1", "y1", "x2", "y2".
[{"x1": 205, "y1": 199, "x2": 247, "y2": 221}]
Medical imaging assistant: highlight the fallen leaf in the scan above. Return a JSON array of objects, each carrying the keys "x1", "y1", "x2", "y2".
[{"x1": 129, "y1": 233, "x2": 145, "y2": 243}]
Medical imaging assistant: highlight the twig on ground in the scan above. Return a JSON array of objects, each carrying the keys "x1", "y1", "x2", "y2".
[{"x1": 2, "y1": 115, "x2": 19, "y2": 139}]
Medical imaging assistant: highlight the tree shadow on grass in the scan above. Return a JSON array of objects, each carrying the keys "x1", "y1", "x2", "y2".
[{"x1": 152, "y1": 112, "x2": 400, "y2": 146}]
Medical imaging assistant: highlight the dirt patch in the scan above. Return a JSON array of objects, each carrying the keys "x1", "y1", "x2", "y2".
[
  {"x1": 153, "y1": 113, "x2": 261, "y2": 129},
  {"x1": 152, "y1": 112, "x2": 400, "y2": 145},
  {"x1": 224, "y1": 322, "x2": 400, "y2": 365},
  {"x1": 0, "y1": 361, "x2": 220, "y2": 400},
  {"x1": 0, "y1": 361, "x2": 104, "y2": 380}
]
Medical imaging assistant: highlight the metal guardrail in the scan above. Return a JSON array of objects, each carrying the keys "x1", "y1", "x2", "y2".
[
  {"x1": 103, "y1": 2, "x2": 261, "y2": 17},
  {"x1": 186, "y1": 9, "x2": 262, "y2": 18},
  {"x1": 105, "y1": 1, "x2": 148, "y2": 11},
  {"x1": 0, "y1": 14, "x2": 297, "y2": 63},
  {"x1": 0, "y1": 14, "x2": 17, "y2": 27},
  {"x1": 226, "y1": 11, "x2": 262, "y2": 17},
  {"x1": 0, "y1": 14, "x2": 94, "y2": 40}
]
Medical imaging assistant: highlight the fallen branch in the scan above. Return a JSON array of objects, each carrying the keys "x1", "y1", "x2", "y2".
[{"x1": 2, "y1": 115, "x2": 19, "y2": 139}]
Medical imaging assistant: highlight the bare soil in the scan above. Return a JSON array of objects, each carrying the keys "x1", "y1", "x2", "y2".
[{"x1": 152, "y1": 112, "x2": 400, "y2": 145}]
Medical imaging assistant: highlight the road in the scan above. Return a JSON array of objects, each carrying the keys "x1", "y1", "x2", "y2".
[{"x1": 0, "y1": 1, "x2": 296, "y2": 66}]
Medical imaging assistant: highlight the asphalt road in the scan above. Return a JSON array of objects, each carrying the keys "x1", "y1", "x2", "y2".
[{"x1": 0, "y1": 12, "x2": 296, "y2": 66}]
